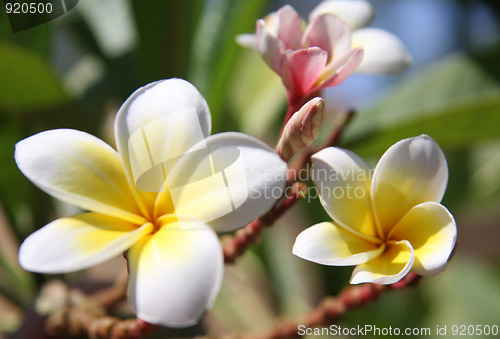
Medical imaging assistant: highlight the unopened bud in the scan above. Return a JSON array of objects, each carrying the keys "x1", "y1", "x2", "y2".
[{"x1": 277, "y1": 97, "x2": 324, "y2": 161}]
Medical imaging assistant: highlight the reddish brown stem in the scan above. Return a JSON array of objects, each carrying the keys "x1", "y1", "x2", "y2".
[
  {"x1": 223, "y1": 182, "x2": 307, "y2": 263},
  {"x1": 90, "y1": 318, "x2": 158, "y2": 339},
  {"x1": 42, "y1": 273, "x2": 421, "y2": 339},
  {"x1": 39, "y1": 93, "x2": 359, "y2": 339},
  {"x1": 44, "y1": 283, "x2": 159, "y2": 339},
  {"x1": 241, "y1": 273, "x2": 422, "y2": 339},
  {"x1": 223, "y1": 109, "x2": 357, "y2": 264},
  {"x1": 322, "y1": 110, "x2": 355, "y2": 148}
]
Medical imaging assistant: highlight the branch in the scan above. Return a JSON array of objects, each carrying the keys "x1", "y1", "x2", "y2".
[
  {"x1": 222, "y1": 182, "x2": 307, "y2": 263},
  {"x1": 35, "y1": 100, "x2": 359, "y2": 338},
  {"x1": 313, "y1": 109, "x2": 355, "y2": 152},
  {"x1": 240, "y1": 273, "x2": 422, "y2": 339},
  {"x1": 40, "y1": 274, "x2": 158, "y2": 339},
  {"x1": 222, "y1": 108, "x2": 356, "y2": 263}
]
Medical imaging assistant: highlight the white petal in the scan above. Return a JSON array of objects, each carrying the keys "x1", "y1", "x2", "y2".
[
  {"x1": 309, "y1": 0, "x2": 374, "y2": 30},
  {"x1": 389, "y1": 202, "x2": 456, "y2": 276},
  {"x1": 372, "y1": 135, "x2": 449, "y2": 235},
  {"x1": 128, "y1": 220, "x2": 223, "y2": 327},
  {"x1": 293, "y1": 222, "x2": 383, "y2": 266},
  {"x1": 19, "y1": 213, "x2": 152, "y2": 273},
  {"x1": 14, "y1": 129, "x2": 145, "y2": 224},
  {"x1": 115, "y1": 79, "x2": 212, "y2": 192},
  {"x1": 235, "y1": 33, "x2": 257, "y2": 49},
  {"x1": 311, "y1": 147, "x2": 380, "y2": 240},
  {"x1": 167, "y1": 132, "x2": 288, "y2": 232},
  {"x1": 350, "y1": 240, "x2": 415, "y2": 285},
  {"x1": 352, "y1": 28, "x2": 412, "y2": 75}
]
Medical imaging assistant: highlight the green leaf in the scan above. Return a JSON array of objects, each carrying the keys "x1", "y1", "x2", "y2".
[
  {"x1": 0, "y1": 44, "x2": 68, "y2": 114},
  {"x1": 341, "y1": 53, "x2": 500, "y2": 157},
  {"x1": 421, "y1": 254, "x2": 500, "y2": 326},
  {"x1": 466, "y1": 140, "x2": 500, "y2": 207},
  {"x1": 262, "y1": 216, "x2": 323, "y2": 317},
  {"x1": 188, "y1": 0, "x2": 268, "y2": 132},
  {"x1": 345, "y1": 53, "x2": 499, "y2": 141},
  {"x1": 0, "y1": 8, "x2": 50, "y2": 57},
  {"x1": 344, "y1": 90, "x2": 500, "y2": 157},
  {"x1": 0, "y1": 123, "x2": 35, "y2": 306},
  {"x1": 131, "y1": 0, "x2": 203, "y2": 82},
  {"x1": 227, "y1": 49, "x2": 286, "y2": 138},
  {"x1": 0, "y1": 122, "x2": 34, "y2": 236},
  {"x1": 210, "y1": 252, "x2": 276, "y2": 332},
  {"x1": 0, "y1": 250, "x2": 35, "y2": 306}
]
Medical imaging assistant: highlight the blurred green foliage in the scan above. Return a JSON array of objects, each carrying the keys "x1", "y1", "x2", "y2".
[
  {"x1": 0, "y1": 0, "x2": 499, "y2": 337},
  {"x1": 0, "y1": 44, "x2": 68, "y2": 113},
  {"x1": 344, "y1": 54, "x2": 500, "y2": 157}
]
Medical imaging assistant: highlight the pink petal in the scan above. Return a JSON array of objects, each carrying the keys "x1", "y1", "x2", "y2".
[
  {"x1": 256, "y1": 19, "x2": 284, "y2": 74},
  {"x1": 276, "y1": 5, "x2": 304, "y2": 50},
  {"x1": 301, "y1": 13, "x2": 352, "y2": 60},
  {"x1": 315, "y1": 47, "x2": 363, "y2": 89},
  {"x1": 281, "y1": 47, "x2": 328, "y2": 100}
]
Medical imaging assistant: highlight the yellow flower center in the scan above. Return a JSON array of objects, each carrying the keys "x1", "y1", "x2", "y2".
[{"x1": 132, "y1": 186, "x2": 178, "y2": 235}]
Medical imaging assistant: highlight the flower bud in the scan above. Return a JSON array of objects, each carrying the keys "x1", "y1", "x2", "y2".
[{"x1": 277, "y1": 97, "x2": 324, "y2": 161}]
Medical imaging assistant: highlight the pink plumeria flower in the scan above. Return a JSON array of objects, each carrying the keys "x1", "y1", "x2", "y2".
[
  {"x1": 293, "y1": 135, "x2": 456, "y2": 284},
  {"x1": 237, "y1": 0, "x2": 412, "y2": 104},
  {"x1": 15, "y1": 79, "x2": 287, "y2": 327}
]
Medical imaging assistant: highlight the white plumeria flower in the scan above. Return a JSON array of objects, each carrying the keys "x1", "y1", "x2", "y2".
[
  {"x1": 237, "y1": 0, "x2": 411, "y2": 101},
  {"x1": 309, "y1": 0, "x2": 412, "y2": 74},
  {"x1": 293, "y1": 135, "x2": 456, "y2": 284},
  {"x1": 15, "y1": 79, "x2": 287, "y2": 327}
]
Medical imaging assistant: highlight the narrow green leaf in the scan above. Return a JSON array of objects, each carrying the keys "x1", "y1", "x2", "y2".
[
  {"x1": 131, "y1": 0, "x2": 203, "y2": 82},
  {"x1": 421, "y1": 254, "x2": 500, "y2": 325},
  {"x1": 346, "y1": 53, "x2": 499, "y2": 141},
  {"x1": 467, "y1": 140, "x2": 500, "y2": 206},
  {"x1": 188, "y1": 0, "x2": 268, "y2": 131},
  {"x1": 0, "y1": 44, "x2": 68, "y2": 113},
  {"x1": 0, "y1": 253, "x2": 34, "y2": 306},
  {"x1": 344, "y1": 90, "x2": 500, "y2": 157},
  {"x1": 227, "y1": 50, "x2": 286, "y2": 138}
]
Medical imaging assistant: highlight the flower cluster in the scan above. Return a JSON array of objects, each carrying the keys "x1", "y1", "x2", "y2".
[
  {"x1": 238, "y1": 0, "x2": 412, "y2": 108},
  {"x1": 15, "y1": 0, "x2": 456, "y2": 333}
]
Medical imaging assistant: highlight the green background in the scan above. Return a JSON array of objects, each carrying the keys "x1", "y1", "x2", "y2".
[{"x1": 0, "y1": 0, "x2": 499, "y2": 337}]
